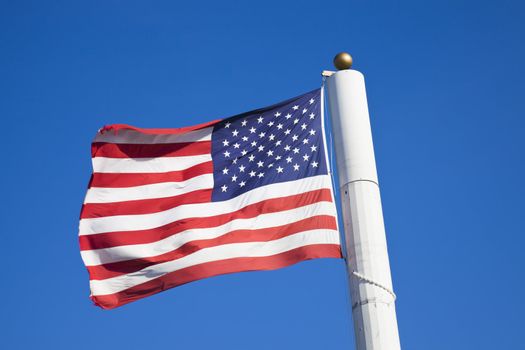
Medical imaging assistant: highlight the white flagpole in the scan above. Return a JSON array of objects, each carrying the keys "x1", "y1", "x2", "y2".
[{"x1": 324, "y1": 53, "x2": 401, "y2": 350}]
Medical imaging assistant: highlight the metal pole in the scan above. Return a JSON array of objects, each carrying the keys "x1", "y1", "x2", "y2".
[{"x1": 325, "y1": 53, "x2": 401, "y2": 350}]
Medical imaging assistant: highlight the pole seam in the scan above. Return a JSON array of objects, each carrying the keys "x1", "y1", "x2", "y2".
[
  {"x1": 343, "y1": 179, "x2": 379, "y2": 187},
  {"x1": 351, "y1": 298, "x2": 395, "y2": 310}
]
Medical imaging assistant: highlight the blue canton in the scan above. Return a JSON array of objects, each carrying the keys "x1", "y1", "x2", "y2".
[{"x1": 211, "y1": 89, "x2": 327, "y2": 201}]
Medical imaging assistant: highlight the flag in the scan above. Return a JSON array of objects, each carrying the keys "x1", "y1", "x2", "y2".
[{"x1": 79, "y1": 88, "x2": 342, "y2": 309}]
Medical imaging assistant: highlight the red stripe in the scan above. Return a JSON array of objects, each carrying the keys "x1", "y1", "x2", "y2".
[
  {"x1": 90, "y1": 244, "x2": 342, "y2": 309},
  {"x1": 79, "y1": 188, "x2": 333, "y2": 251},
  {"x1": 100, "y1": 121, "x2": 220, "y2": 135},
  {"x1": 91, "y1": 141, "x2": 210, "y2": 158},
  {"x1": 80, "y1": 189, "x2": 212, "y2": 219},
  {"x1": 88, "y1": 161, "x2": 213, "y2": 188},
  {"x1": 87, "y1": 215, "x2": 337, "y2": 280}
]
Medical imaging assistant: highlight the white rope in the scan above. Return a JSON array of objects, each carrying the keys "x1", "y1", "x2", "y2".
[
  {"x1": 351, "y1": 271, "x2": 397, "y2": 302},
  {"x1": 321, "y1": 82, "x2": 347, "y2": 258}
]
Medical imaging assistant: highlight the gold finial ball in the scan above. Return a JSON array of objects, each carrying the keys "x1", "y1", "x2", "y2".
[{"x1": 333, "y1": 52, "x2": 353, "y2": 70}]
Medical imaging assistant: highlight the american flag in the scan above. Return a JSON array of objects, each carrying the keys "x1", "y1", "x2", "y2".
[{"x1": 79, "y1": 88, "x2": 342, "y2": 309}]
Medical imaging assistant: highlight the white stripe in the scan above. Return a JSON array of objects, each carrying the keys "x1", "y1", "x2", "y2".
[
  {"x1": 94, "y1": 127, "x2": 213, "y2": 144},
  {"x1": 92, "y1": 154, "x2": 211, "y2": 173},
  {"x1": 84, "y1": 174, "x2": 214, "y2": 204},
  {"x1": 90, "y1": 230, "x2": 340, "y2": 296},
  {"x1": 81, "y1": 201, "x2": 337, "y2": 266},
  {"x1": 79, "y1": 175, "x2": 332, "y2": 235}
]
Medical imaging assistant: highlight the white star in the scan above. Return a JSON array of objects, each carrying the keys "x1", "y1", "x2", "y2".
[
  {"x1": 268, "y1": 134, "x2": 275, "y2": 141},
  {"x1": 241, "y1": 120, "x2": 248, "y2": 126},
  {"x1": 232, "y1": 158, "x2": 238, "y2": 164},
  {"x1": 251, "y1": 140, "x2": 257, "y2": 147},
  {"x1": 310, "y1": 145, "x2": 317, "y2": 152},
  {"x1": 292, "y1": 105, "x2": 299, "y2": 110},
  {"x1": 231, "y1": 175, "x2": 237, "y2": 182},
  {"x1": 242, "y1": 136, "x2": 249, "y2": 142},
  {"x1": 239, "y1": 181, "x2": 246, "y2": 187},
  {"x1": 301, "y1": 123, "x2": 307, "y2": 130},
  {"x1": 222, "y1": 167, "x2": 229, "y2": 175},
  {"x1": 249, "y1": 127, "x2": 256, "y2": 133},
  {"x1": 239, "y1": 165, "x2": 246, "y2": 172},
  {"x1": 257, "y1": 116, "x2": 264, "y2": 123},
  {"x1": 277, "y1": 123, "x2": 283, "y2": 130},
  {"x1": 285, "y1": 113, "x2": 292, "y2": 119},
  {"x1": 309, "y1": 98, "x2": 315, "y2": 104},
  {"x1": 293, "y1": 147, "x2": 300, "y2": 154},
  {"x1": 248, "y1": 154, "x2": 255, "y2": 162},
  {"x1": 309, "y1": 113, "x2": 315, "y2": 119},
  {"x1": 258, "y1": 132, "x2": 266, "y2": 138},
  {"x1": 293, "y1": 163, "x2": 300, "y2": 171},
  {"x1": 275, "y1": 155, "x2": 282, "y2": 160},
  {"x1": 233, "y1": 143, "x2": 240, "y2": 148},
  {"x1": 232, "y1": 129, "x2": 239, "y2": 137},
  {"x1": 267, "y1": 121, "x2": 274, "y2": 127},
  {"x1": 284, "y1": 129, "x2": 291, "y2": 135},
  {"x1": 276, "y1": 166, "x2": 284, "y2": 173},
  {"x1": 257, "y1": 172, "x2": 264, "y2": 178},
  {"x1": 258, "y1": 145, "x2": 265, "y2": 152},
  {"x1": 275, "y1": 140, "x2": 282, "y2": 146},
  {"x1": 221, "y1": 184, "x2": 228, "y2": 192},
  {"x1": 222, "y1": 140, "x2": 229, "y2": 146},
  {"x1": 292, "y1": 134, "x2": 299, "y2": 141},
  {"x1": 225, "y1": 122, "x2": 231, "y2": 128},
  {"x1": 311, "y1": 161, "x2": 319, "y2": 168},
  {"x1": 241, "y1": 149, "x2": 247, "y2": 156},
  {"x1": 286, "y1": 156, "x2": 293, "y2": 163},
  {"x1": 274, "y1": 111, "x2": 281, "y2": 117},
  {"x1": 223, "y1": 150, "x2": 231, "y2": 157},
  {"x1": 284, "y1": 145, "x2": 291, "y2": 151},
  {"x1": 303, "y1": 154, "x2": 310, "y2": 161},
  {"x1": 302, "y1": 108, "x2": 308, "y2": 114},
  {"x1": 309, "y1": 129, "x2": 316, "y2": 136},
  {"x1": 249, "y1": 170, "x2": 256, "y2": 177},
  {"x1": 257, "y1": 161, "x2": 264, "y2": 168},
  {"x1": 302, "y1": 138, "x2": 309, "y2": 144},
  {"x1": 266, "y1": 150, "x2": 274, "y2": 156},
  {"x1": 268, "y1": 163, "x2": 274, "y2": 168},
  {"x1": 293, "y1": 118, "x2": 299, "y2": 124}
]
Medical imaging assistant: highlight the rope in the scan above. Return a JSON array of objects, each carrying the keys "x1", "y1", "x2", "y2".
[
  {"x1": 351, "y1": 271, "x2": 397, "y2": 303},
  {"x1": 321, "y1": 82, "x2": 347, "y2": 259}
]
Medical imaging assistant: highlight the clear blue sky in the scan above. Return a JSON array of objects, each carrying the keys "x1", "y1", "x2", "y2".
[{"x1": 1, "y1": 1, "x2": 524, "y2": 349}]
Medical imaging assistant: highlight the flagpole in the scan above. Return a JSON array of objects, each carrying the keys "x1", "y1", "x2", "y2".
[{"x1": 324, "y1": 53, "x2": 401, "y2": 350}]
